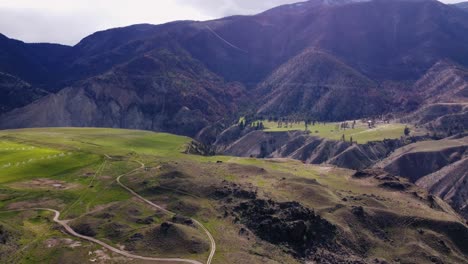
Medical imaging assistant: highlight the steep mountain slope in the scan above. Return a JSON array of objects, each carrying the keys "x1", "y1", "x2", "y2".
[
  {"x1": 0, "y1": 46, "x2": 245, "y2": 136},
  {"x1": 375, "y1": 136, "x2": 468, "y2": 218},
  {"x1": 1, "y1": 0, "x2": 468, "y2": 134},
  {"x1": 413, "y1": 60, "x2": 468, "y2": 105},
  {"x1": 403, "y1": 60, "x2": 468, "y2": 133},
  {"x1": 0, "y1": 33, "x2": 71, "y2": 90},
  {"x1": 0, "y1": 72, "x2": 48, "y2": 114},
  {"x1": 417, "y1": 157, "x2": 468, "y2": 219},
  {"x1": 185, "y1": 0, "x2": 468, "y2": 86},
  {"x1": 376, "y1": 136, "x2": 468, "y2": 182},
  {"x1": 254, "y1": 49, "x2": 389, "y2": 120},
  {"x1": 215, "y1": 129, "x2": 406, "y2": 170}
]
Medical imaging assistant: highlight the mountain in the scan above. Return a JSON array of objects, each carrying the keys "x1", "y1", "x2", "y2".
[
  {"x1": 413, "y1": 60, "x2": 468, "y2": 105},
  {"x1": 1, "y1": 1, "x2": 468, "y2": 262},
  {"x1": 182, "y1": 0, "x2": 468, "y2": 87},
  {"x1": 0, "y1": 45, "x2": 245, "y2": 136},
  {"x1": 255, "y1": 49, "x2": 390, "y2": 120},
  {"x1": 0, "y1": 72, "x2": 48, "y2": 114},
  {"x1": 401, "y1": 60, "x2": 468, "y2": 133},
  {"x1": 0, "y1": 33, "x2": 71, "y2": 90},
  {"x1": 1, "y1": 0, "x2": 468, "y2": 134}
]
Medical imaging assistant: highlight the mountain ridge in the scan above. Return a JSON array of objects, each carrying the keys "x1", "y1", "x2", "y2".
[{"x1": 1, "y1": 0, "x2": 468, "y2": 134}]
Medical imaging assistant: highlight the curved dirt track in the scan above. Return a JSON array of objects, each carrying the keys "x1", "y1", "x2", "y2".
[
  {"x1": 1, "y1": 156, "x2": 216, "y2": 264},
  {"x1": 3, "y1": 208, "x2": 202, "y2": 264},
  {"x1": 116, "y1": 160, "x2": 216, "y2": 264}
]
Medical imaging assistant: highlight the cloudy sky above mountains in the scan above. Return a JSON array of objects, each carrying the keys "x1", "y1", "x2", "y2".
[{"x1": 0, "y1": 0, "x2": 462, "y2": 45}]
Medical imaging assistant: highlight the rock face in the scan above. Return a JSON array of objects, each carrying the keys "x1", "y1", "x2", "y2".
[
  {"x1": 0, "y1": 46, "x2": 245, "y2": 137},
  {"x1": 216, "y1": 129, "x2": 405, "y2": 170},
  {"x1": 234, "y1": 199, "x2": 336, "y2": 257}
]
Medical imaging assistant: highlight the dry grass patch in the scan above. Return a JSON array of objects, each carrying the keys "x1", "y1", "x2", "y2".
[{"x1": 8, "y1": 178, "x2": 81, "y2": 190}]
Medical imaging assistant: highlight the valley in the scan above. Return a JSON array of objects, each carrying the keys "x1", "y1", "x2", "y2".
[
  {"x1": 0, "y1": 128, "x2": 466, "y2": 264},
  {"x1": 0, "y1": 0, "x2": 467, "y2": 263}
]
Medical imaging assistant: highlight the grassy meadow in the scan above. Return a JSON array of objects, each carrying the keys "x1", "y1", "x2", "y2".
[{"x1": 258, "y1": 120, "x2": 408, "y2": 143}]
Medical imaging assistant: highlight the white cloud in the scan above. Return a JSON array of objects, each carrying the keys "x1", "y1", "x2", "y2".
[
  {"x1": 0, "y1": 0, "x2": 463, "y2": 45},
  {"x1": 0, "y1": 0, "x2": 211, "y2": 45}
]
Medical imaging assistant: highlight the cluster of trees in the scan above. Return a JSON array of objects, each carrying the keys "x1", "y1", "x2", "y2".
[
  {"x1": 341, "y1": 134, "x2": 355, "y2": 144},
  {"x1": 239, "y1": 120, "x2": 265, "y2": 130},
  {"x1": 277, "y1": 120, "x2": 294, "y2": 129},
  {"x1": 339, "y1": 120, "x2": 357, "y2": 130}
]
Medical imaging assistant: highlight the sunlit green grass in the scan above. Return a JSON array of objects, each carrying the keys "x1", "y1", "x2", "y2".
[
  {"x1": 260, "y1": 121, "x2": 407, "y2": 143},
  {"x1": 0, "y1": 128, "x2": 191, "y2": 157}
]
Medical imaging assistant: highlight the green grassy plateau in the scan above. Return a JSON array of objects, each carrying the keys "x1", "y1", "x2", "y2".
[
  {"x1": 0, "y1": 128, "x2": 465, "y2": 264},
  {"x1": 259, "y1": 121, "x2": 408, "y2": 144}
]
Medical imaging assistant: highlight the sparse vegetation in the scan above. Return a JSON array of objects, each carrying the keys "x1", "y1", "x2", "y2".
[
  {"x1": 257, "y1": 120, "x2": 409, "y2": 144},
  {"x1": 0, "y1": 128, "x2": 466, "y2": 264}
]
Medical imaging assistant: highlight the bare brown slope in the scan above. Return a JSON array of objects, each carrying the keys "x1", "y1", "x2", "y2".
[
  {"x1": 0, "y1": 46, "x2": 245, "y2": 137},
  {"x1": 255, "y1": 49, "x2": 390, "y2": 120},
  {"x1": 376, "y1": 137, "x2": 468, "y2": 182},
  {"x1": 413, "y1": 60, "x2": 468, "y2": 105},
  {"x1": 402, "y1": 60, "x2": 468, "y2": 134},
  {"x1": 417, "y1": 157, "x2": 468, "y2": 219},
  {"x1": 218, "y1": 129, "x2": 404, "y2": 170}
]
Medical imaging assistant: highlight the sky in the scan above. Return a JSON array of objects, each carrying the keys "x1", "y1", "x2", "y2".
[{"x1": 0, "y1": 0, "x2": 463, "y2": 45}]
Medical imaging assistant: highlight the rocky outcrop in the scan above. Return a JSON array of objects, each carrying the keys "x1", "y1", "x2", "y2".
[
  {"x1": 0, "y1": 46, "x2": 246, "y2": 137},
  {"x1": 234, "y1": 199, "x2": 336, "y2": 257}
]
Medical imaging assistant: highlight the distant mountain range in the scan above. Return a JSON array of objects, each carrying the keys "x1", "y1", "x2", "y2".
[{"x1": 0, "y1": 0, "x2": 468, "y2": 136}]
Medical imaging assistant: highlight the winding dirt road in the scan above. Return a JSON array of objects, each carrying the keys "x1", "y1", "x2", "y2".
[
  {"x1": 116, "y1": 159, "x2": 216, "y2": 264},
  {"x1": 2, "y1": 156, "x2": 216, "y2": 264},
  {"x1": 4, "y1": 208, "x2": 202, "y2": 264}
]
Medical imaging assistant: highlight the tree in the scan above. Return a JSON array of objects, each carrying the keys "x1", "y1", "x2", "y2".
[
  {"x1": 239, "y1": 120, "x2": 245, "y2": 130},
  {"x1": 404, "y1": 126, "x2": 411, "y2": 136},
  {"x1": 259, "y1": 122, "x2": 265, "y2": 130}
]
